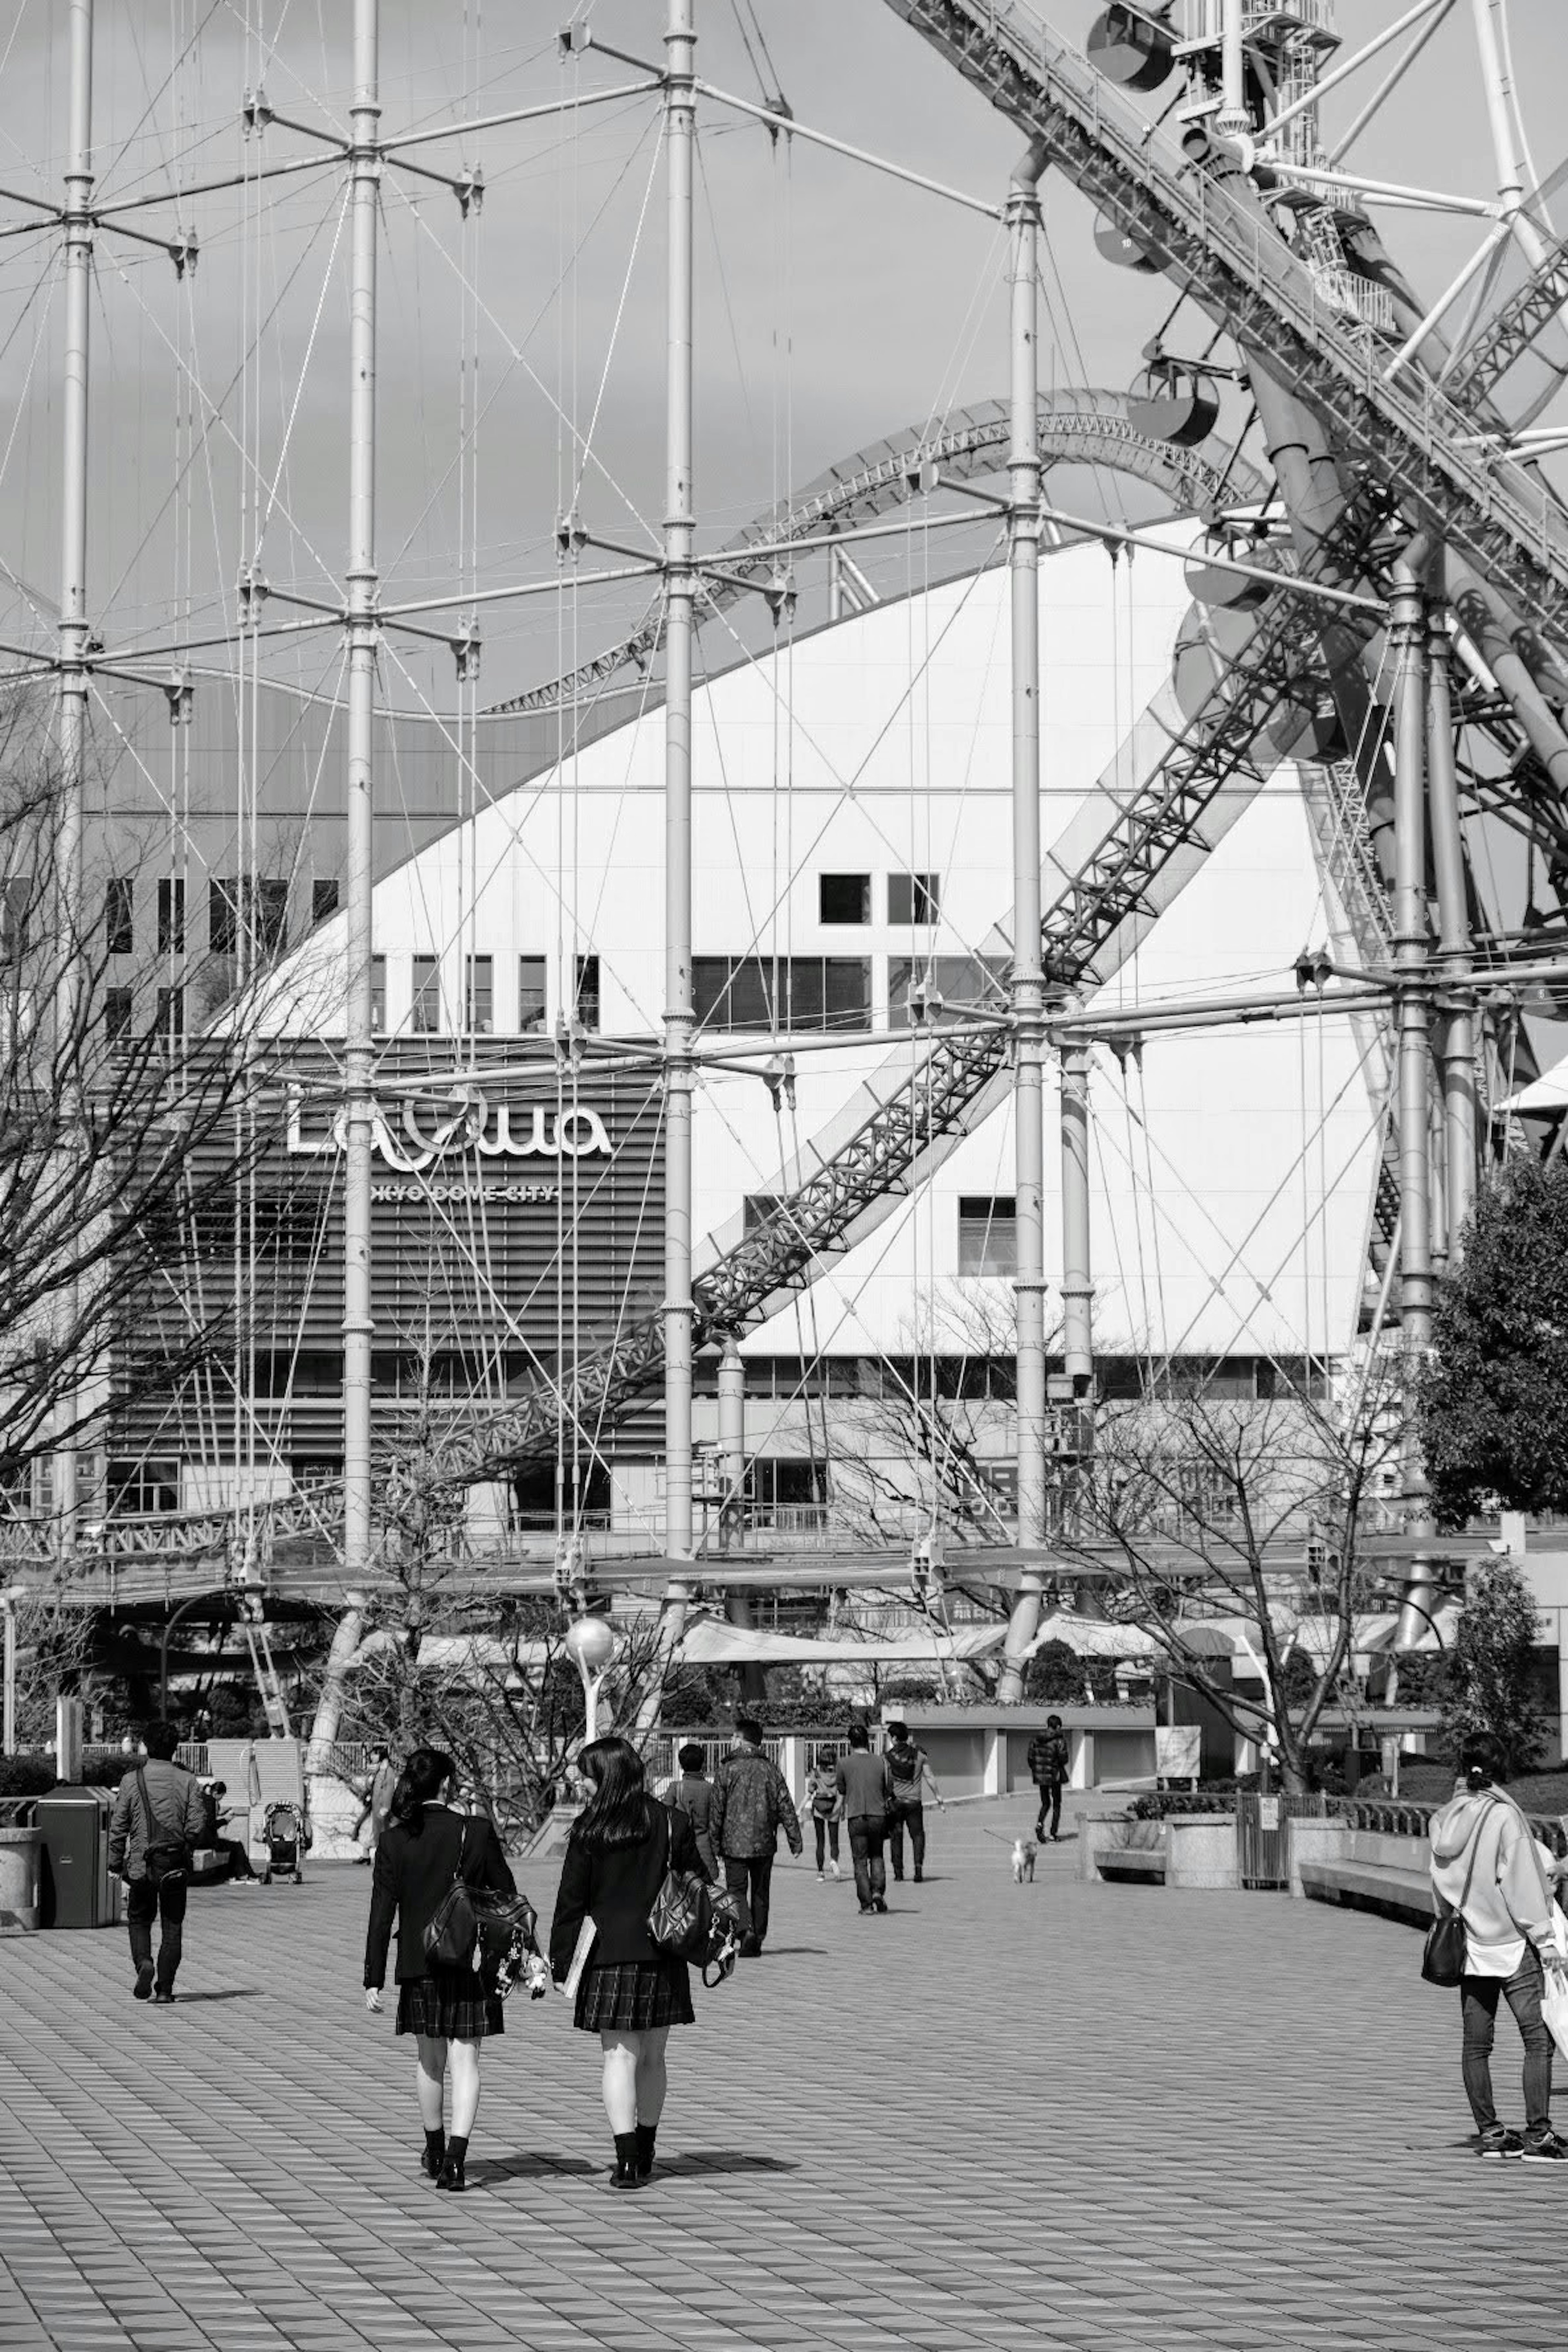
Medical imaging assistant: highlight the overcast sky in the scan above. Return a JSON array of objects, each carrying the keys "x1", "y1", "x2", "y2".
[{"x1": 0, "y1": 0, "x2": 1564, "y2": 708}]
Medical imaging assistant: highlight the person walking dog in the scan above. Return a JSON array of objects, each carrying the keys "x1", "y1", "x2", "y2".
[
  {"x1": 709, "y1": 1716, "x2": 802, "y2": 1957},
  {"x1": 1428, "y1": 1733, "x2": 1568, "y2": 2163},
  {"x1": 109, "y1": 1723, "x2": 207, "y2": 2004},
  {"x1": 1027, "y1": 1715, "x2": 1071, "y2": 1843},
  {"x1": 549, "y1": 1736, "x2": 702, "y2": 2190},
  {"x1": 363, "y1": 1747, "x2": 518, "y2": 2193},
  {"x1": 837, "y1": 1722, "x2": 895, "y2": 1916},
  {"x1": 883, "y1": 1721, "x2": 945, "y2": 1884}
]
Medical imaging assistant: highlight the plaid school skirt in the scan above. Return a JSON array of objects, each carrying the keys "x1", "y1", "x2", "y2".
[
  {"x1": 396, "y1": 1967, "x2": 505, "y2": 2041},
  {"x1": 573, "y1": 1958, "x2": 694, "y2": 2035}
]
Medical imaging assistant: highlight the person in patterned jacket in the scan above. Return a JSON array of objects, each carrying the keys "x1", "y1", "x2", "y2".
[{"x1": 708, "y1": 1717, "x2": 803, "y2": 1958}]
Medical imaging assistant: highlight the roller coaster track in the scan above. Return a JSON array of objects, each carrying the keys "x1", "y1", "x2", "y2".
[
  {"x1": 877, "y1": 0, "x2": 1568, "y2": 655},
  {"x1": 485, "y1": 391, "x2": 1265, "y2": 717},
  {"x1": 1446, "y1": 232, "x2": 1568, "y2": 410},
  {"x1": 0, "y1": 479, "x2": 1392, "y2": 1575}
]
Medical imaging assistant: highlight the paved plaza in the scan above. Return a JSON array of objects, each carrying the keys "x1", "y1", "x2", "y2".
[{"x1": 1, "y1": 1799, "x2": 1564, "y2": 2352}]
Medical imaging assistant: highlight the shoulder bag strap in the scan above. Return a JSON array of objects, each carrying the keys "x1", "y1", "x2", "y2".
[
  {"x1": 451, "y1": 1814, "x2": 471, "y2": 1886},
  {"x1": 135, "y1": 1765, "x2": 157, "y2": 1843}
]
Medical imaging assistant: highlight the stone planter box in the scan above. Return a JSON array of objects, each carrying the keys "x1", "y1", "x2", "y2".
[{"x1": 1167, "y1": 1814, "x2": 1239, "y2": 1890}]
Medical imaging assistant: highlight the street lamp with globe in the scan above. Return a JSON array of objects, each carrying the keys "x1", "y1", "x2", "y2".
[{"x1": 563, "y1": 1614, "x2": 619, "y2": 1748}]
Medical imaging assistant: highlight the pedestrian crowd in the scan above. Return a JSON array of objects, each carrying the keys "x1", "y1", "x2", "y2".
[{"x1": 98, "y1": 1705, "x2": 1568, "y2": 2181}]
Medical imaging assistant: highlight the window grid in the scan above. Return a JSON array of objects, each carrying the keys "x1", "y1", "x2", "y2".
[
  {"x1": 465, "y1": 953, "x2": 494, "y2": 1034},
  {"x1": 518, "y1": 955, "x2": 547, "y2": 1035},
  {"x1": 410, "y1": 954, "x2": 441, "y2": 1035}
]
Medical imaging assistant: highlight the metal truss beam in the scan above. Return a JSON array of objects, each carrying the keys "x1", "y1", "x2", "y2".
[{"x1": 1446, "y1": 230, "x2": 1568, "y2": 408}]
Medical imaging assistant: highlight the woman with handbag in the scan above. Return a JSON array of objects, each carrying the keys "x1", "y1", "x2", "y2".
[
  {"x1": 1428, "y1": 1733, "x2": 1568, "y2": 2162},
  {"x1": 548, "y1": 1735, "x2": 701, "y2": 2191},
  {"x1": 363, "y1": 1747, "x2": 517, "y2": 2193}
]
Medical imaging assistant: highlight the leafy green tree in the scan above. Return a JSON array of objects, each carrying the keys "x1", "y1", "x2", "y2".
[
  {"x1": 1421, "y1": 1158, "x2": 1568, "y2": 1527},
  {"x1": 1440, "y1": 1557, "x2": 1548, "y2": 1773}
]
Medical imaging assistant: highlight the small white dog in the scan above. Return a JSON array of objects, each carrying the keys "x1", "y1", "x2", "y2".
[{"x1": 1010, "y1": 1837, "x2": 1037, "y2": 1884}]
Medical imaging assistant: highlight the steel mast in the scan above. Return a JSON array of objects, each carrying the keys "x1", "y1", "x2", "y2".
[
  {"x1": 998, "y1": 138, "x2": 1049, "y2": 1702},
  {"x1": 661, "y1": 0, "x2": 698, "y2": 1642},
  {"x1": 342, "y1": 0, "x2": 381, "y2": 1588},
  {"x1": 51, "y1": 0, "x2": 96, "y2": 1556}
]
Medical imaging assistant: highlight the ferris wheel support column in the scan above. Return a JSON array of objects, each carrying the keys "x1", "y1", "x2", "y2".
[
  {"x1": 1391, "y1": 556, "x2": 1436, "y2": 1555},
  {"x1": 341, "y1": 0, "x2": 381, "y2": 1591},
  {"x1": 659, "y1": 0, "x2": 698, "y2": 1653},
  {"x1": 51, "y1": 0, "x2": 95, "y2": 1557},
  {"x1": 1425, "y1": 601, "x2": 1478, "y2": 1254},
  {"x1": 998, "y1": 140, "x2": 1049, "y2": 1706}
]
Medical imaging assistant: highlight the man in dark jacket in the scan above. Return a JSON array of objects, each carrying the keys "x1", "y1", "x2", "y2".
[
  {"x1": 1027, "y1": 1715, "x2": 1071, "y2": 1842},
  {"x1": 108, "y1": 1722, "x2": 207, "y2": 2004},
  {"x1": 709, "y1": 1717, "x2": 802, "y2": 1957},
  {"x1": 836, "y1": 1722, "x2": 894, "y2": 1915}
]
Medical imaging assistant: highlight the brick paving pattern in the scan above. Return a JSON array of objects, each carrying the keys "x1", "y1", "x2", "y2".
[{"x1": 1, "y1": 1799, "x2": 1564, "y2": 2351}]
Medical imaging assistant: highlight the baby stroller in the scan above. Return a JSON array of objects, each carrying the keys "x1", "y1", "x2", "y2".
[{"x1": 259, "y1": 1800, "x2": 306, "y2": 1885}]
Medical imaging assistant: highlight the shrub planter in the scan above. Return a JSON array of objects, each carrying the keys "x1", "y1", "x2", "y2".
[{"x1": 0, "y1": 1824, "x2": 42, "y2": 1933}]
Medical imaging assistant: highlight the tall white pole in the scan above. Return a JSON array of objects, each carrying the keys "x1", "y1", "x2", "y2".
[
  {"x1": 1390, "y1": 555, "x2": 1437, "y2": 1659},
  {"x1": 1425, "y1": 601, "x2": 1478, "y2": 1252},
  {"x1": 1218, "y1": 0, "x2": 1250, "y2": 140},
  {"x1": 53, "y1": 0, "x2": 94, "y2": 1555},
  {"x1": 1060, "y1": 1026, "x2": 1094, "y2": 1394},
  {"x1": 1392, "y1": 559, "x2": 1433, "y2": 1360},
  {"x1": 998, "y1": 141, "x2": 1049, "y2": 1707},
  {"x1": 342, "y1": 0, "x2": 380, "y2": 1585},
  {"x1": 661, "y1": 0, "x2": 697, "y2": 1642}
]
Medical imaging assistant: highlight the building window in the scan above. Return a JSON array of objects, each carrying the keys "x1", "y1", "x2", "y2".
[
  {"x1": 518, "y1": 955, "x2": 547, "y2": 1034},
  {"x1": 819, "y1": 872, "x2": 870, "y2": 925},
  {"x1": 312, "y1": 879, "x2": 339, "y2": 926},
  {"x1": 105, "y1": 986, "x2": 134, "y2": 1042},
  {"x1": 370, "y1": 953, "x2": 387, "y2": 1033},
  {"x1": 465, "y1": 954, "x2": 494, "y2": 1034},
  {"x1": 157, "y1": 877, "x2": 185, "y2": 955},
  {"x1": 958, "y1": 1194, "x2": 1016, "y2": 1277},
  {"x1": 256, "y1": 878, "x2": 288, "y2": 956},
  {"x1": 574, "y1": 953, "x2": 601, "y2": 1032},
  {"x1": 752, "y1": 1459, "x2": 830, "y2": 1512},
  {"x1": 106, "y1": 878, "x2": 134, "y2": 956},
  {"x1": 889, "y1": 954, "x2": 1009, "y2": 1028},
  {"x1": 888, "y1": 871, "x2": 940, "y2": 926},
  {"x1": 693, "y1": 956, "x2": 871, "y2": 1033},
  {"x1": 1, "y1": 875, "x2": 28, "y2": 959},
  {"x1": 209, "y1": 875, "x2": 287, "y2": 960},
  {"x1": 155, "y1": 985, "x2": 184, "y2": 1045},
  {"x1": 106, "y1": 1459, "x2": 180, "y2": 1517},
  {"x1": 411, "y1": 954, "x2": 441, "y2": 1034},
  {"x1": 210, "y1": 878, "x2": 238, "y2": 957}
]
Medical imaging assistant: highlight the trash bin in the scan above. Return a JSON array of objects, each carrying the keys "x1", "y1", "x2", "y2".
[
  {"x1": 0, "y1": 1822, "x2": 42, "y2": 1933},
  {"x1": 37, "y1": 1786, "x2": 122, "y2": 1929}
]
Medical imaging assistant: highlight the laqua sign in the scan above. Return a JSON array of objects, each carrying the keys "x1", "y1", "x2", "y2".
[{"x1": 285, "y1": 1083, "x2": 612, "y2": 1174}]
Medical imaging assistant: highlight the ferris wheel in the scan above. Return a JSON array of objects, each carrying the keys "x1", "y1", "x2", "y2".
[{"x1": 1, "y1": 0, "x2": 1565, "y2": 1713}]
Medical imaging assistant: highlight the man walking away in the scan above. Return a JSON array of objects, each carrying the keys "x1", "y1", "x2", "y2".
[
  {"x1": 883, "y1": 1721, "x2": 945, "y2": 1883},
  {"x1": 837, "y1": 1723, "x2": 895, "y2": 1916},
  {"x1": 1027, "y1": 1715, "x2": 1071, "y2": 1843},
  {"x1": 709, "y1": 1717, "x2": 802, "y2": 1956},
  {"x1": 109, "y1": 1723, "x2": 206, "y2": 2004},
  {"x1": 664, "y1": 1742, "x2": 720, "y2": 1879}
]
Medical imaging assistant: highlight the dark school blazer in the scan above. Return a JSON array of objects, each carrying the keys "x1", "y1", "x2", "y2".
[
  {"x1": 364, "y1": 1805, "x2": 515, "y2": 1988},
  {"x1": 549, "y1": 1796, "x2": 702, "y2": 1976}
]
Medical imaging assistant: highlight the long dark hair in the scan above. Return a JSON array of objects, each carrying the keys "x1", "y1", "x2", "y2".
[
  {"x1": 1459, "y1": 1732, "x2": 1508, "y2": 1792},
  {"x1": 574, "y1": 1736, "x2": 653, "y2": 1850},
  {"x1": 388, "y1": 1746, "x2": 454, "y2": 1835}
]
